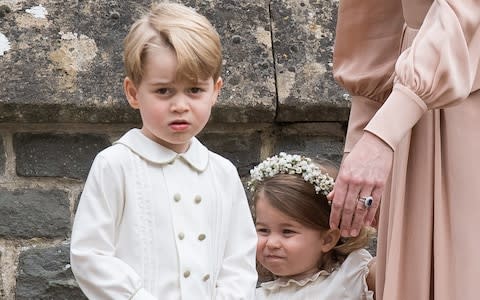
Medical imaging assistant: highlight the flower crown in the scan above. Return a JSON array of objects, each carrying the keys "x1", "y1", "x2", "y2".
[{"x1": 248, "y1": 152, "x2": 335, "y2": 196}]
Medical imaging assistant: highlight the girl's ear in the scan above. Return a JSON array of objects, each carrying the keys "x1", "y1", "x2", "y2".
[
  {"x1": 124, "y1": 77, "x2": 140, "y2": 109},
  {"x1": 320, "y1": 228, "x2": 341, "y2": 253}
]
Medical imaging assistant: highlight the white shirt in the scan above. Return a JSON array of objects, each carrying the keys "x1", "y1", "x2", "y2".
[
  {"x1": 71, "y1": 129, "x2": 258, "y2": 300},
  {"x1": 256, "y1": 249, "x2": 374, "y2": 300}
]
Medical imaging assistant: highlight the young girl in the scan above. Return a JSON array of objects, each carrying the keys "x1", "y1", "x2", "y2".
[
  {"x1": 70, "y1": 2, "x2": 257, "y2": 299},
  {"x1": 248, "y1": 152, "x2": 376, "y2": 299}
]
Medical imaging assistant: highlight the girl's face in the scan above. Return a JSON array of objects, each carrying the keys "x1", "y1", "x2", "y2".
[
  {"x1": 124, "y1": 46, "x2": 222, "y2": 153},
  {"x1": 255, "y1": 194, "x2": 328, "y2": 281}
]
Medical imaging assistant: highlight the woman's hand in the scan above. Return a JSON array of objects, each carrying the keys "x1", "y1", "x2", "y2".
[{"x1": 328, "y1": 132, "x2": 393, "y2": 237}]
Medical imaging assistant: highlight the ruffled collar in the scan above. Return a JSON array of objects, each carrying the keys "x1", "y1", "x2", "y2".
[
  {"x1": 260, "y1": 270, "x2": 331, "y2": 291},
  {"x1": 113, "y1": 128, "x2": 209, "y2": 172}
]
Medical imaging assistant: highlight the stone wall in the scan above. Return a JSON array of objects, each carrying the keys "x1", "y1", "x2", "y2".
[{"x1": 0, "y1": 0, "x2": 350, "y2": 299}]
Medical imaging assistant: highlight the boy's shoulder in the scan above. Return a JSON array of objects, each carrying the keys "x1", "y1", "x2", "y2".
[
  {"x1": 203, "y1": 145, "x2": 240, "y2": 176},
  {"x1": 92, "y1": 141, "x2": 134, "y2": 168}
]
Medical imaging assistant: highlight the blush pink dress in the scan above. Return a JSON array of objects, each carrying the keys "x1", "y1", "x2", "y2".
[{"x1": 333, "y1": 1, "x2": 480, "y2": 299}]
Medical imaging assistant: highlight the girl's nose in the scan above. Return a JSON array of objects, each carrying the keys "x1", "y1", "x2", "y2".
[{"x1": 265, "y1": 235, "x2": 281, "y2": 249}]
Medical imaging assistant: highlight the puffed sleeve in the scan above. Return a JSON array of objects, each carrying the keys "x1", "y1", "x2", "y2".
[
  {"x1": 70, "y1": 154, "x2": 156, "y2": 300},
  {"x1": 365, "y1": 0, "x2": 480, "y2": 150},
  {"x1": 333, "y1": 0, "x2": 405, "y2": 152},
  {"x1": 341, "y1": 249, "x2": 375, "y2": 300}
]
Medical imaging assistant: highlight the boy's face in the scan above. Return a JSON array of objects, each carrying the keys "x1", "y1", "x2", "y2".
[{"x1": 124, "y1": 46, "x2": 222, "y2": 153}]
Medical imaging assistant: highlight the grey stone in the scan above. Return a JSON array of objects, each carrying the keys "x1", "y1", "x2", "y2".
[
  {"x1": 271, "y1": 0, "x2": 350, "y2": 122},
  {"x1": 0, "y1": 0, "x2": 276, "y2": 123},
  {"x1": 0, "y1": 249, "x2": 3, "y2": 299},
  {"x1": 0, "y1": 135, "x2": 4, "y2": 175},
  {"x1": 198, "y1": 130, "x2": 262, "y2": 177},
  {"x1": 187, "y1": 0, "x2": 277, "y2": 123},
  {"x1": 14, "y1": 133, "x2": 110, "y2": 179},
  {"x1": 0, "y1": 189, "x2": 70, "y2": 239},
  {"x1": 274, "y1": 123, "x2": 346, "y2": 165},
  {"x1": 16, "y1": 244, "x2": 87, "y2": 300}
]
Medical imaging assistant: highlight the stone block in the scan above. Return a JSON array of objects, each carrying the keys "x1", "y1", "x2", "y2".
[
  {"x1": 198, "y1": 130, "x2": 262, "y2": 177},
  {"x1": 271, "y1": 0, "x2": 350, "y2": 122},
  {"x1": 14, "y1": 133, "x2": 110, "y2": 179},
  {"x1": 0, "y1": 189, "x2": 70, "y2": 239},
  {"x1": 274, "y1": 123, "x2": 345, "y2": 165},
  {"x1": 0, "y1": 248, "x2": 3, "y2": 298},
  {"x1": 0, "y1": 135, "x2": 4, "y2": 175},
  {"x1": 0, "y1": 1, "x2": 275, "y2": 123},
  {"x1": 16, "y1": 244, "x2": 87, "y2": 300}
]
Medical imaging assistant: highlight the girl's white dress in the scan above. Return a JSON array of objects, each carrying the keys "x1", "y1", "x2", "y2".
[{"x1": 256, "y1": 249, "x2": 374, "y2": 300}]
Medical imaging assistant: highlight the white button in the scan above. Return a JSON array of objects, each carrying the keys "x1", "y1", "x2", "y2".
[
  {"x1": 194, "y1": 195, "x2": 202, "y2": 204},
  {"x1": 198, "y1": 234, "x2": 206, "y2": 241},
  {"x1": 202, "y1": 274, "x2": 210, "y2": 281},
  {"x1": 178, "y1": 232, "x2": 185, "y2": 240},
  {"x1": 173, "y1": 193, "x2": 181, "y2": 202},
  {"x1": 184, "y1": 270, "x2": 191, "y2": 278}
]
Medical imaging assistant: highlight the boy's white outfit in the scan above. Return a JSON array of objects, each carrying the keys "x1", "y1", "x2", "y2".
[
  {"x1": 256, "y1": 249, "x2": 374, "y2": 300},
  {"x1": 71, "y1": 129, "x2": 257, "y2": 300}
]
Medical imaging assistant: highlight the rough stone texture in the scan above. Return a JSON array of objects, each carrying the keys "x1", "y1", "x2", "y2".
[
  {"x1": 0, "y1": 0, "x2": 276, "y2": 123},
  {"x1": 16, "y1": 244, "x2": 87, "y2": 300},
  {"x1": 186, "y1": 0, "x2": 276, "y2": 123},
  {"x1": 198, "y1": 130, "x2": 262, "y2": 177},
  {"x1": 0, "y1": 135, "x2": 5, "y2": 175},
  {"x1": 271, "y1": 0, "x2": 350, "y2": 122},
  {"x1": 0, "y1": 248, "x2": 3, "y2": 298},
  {"x1": 14, "y1": 133, "x2": 110, "y2": 179},
  {"x1": 274, "y1": 123, "x2": 346, "y2": 164},
  {"x1": 0, "y1": 189, "x2": 70, "y2": 239}
]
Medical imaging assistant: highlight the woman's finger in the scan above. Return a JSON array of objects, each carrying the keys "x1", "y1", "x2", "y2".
[
  {"x1": 364, "y1": 188, "x2": 383, "y2": 226},
  {"x1": 329, "y1": 179, "x2": 347, "y2": 229},
  {"x1": 349, "y1": 187, "x2": 374, "y2": 236},
  {"x1": 339, "y1": 184, "x2": 361, "y2": 237}
]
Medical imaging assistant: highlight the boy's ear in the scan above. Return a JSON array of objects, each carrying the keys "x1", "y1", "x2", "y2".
[
  {"x1": 215, "y1": 77, "x2": 224, "y2": 91},
  {"x1": 124, "y1": 77, "x2": 140, "y2": 109},
  {"x1": 320, "y1": 228, "x2": 341, "y2": 253},
  {"x1": 211, "y1": 77, "x2": 223, "y2": 105}
]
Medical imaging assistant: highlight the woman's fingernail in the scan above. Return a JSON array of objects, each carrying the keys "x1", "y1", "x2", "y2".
[{"x1": 350, "y1": 229, "x2": 359, "y2": 237}]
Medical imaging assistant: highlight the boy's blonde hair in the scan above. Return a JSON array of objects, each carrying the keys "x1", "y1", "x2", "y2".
[{"x1": 123, "y1": 1, "x2": 222, "y2": 86}]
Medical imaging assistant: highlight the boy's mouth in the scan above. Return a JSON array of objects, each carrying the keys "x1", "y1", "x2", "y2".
[{"x1": 169, "y1": 120, "x2": 190, "y2": 131}]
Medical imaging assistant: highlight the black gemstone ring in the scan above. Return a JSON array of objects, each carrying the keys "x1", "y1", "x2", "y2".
[{"x1": 358, "y1": 196, "x2": 374, "y2": 208}]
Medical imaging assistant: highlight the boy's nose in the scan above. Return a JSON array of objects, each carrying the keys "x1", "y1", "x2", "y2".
[{"x1": 171, "y1": 95, "x2": 189, "y2": 112}]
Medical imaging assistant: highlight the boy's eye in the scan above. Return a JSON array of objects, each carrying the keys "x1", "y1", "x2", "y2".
[{"x1": 188, "y1": 87, "x2": 202, "y2": 94}]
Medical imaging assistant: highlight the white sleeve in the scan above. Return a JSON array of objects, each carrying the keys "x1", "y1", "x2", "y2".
[
  {"x1": 341, "y1": 249, "x2": 374, "y2": 300},
  {"x1": 214, "y1": 172, "x2": 258, "y2": 300},
  {"x1": 70, "y1": 154, "x2": 156, "y2": 300}
]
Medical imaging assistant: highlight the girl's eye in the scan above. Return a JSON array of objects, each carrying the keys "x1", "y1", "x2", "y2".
[
  {"x1": 256, "y1": 227, "x2": 269, "y2": 234},
  {"x1": 282, "y1": 229, "x2": 296, "y2": 235},
  {"x1": 156, "y1": 88, "x2": 170, "y2": 95}
]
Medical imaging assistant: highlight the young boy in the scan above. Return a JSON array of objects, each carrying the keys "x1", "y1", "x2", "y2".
[{"x1": 70, "y1": 2, "x2": 258, "y2": 299}]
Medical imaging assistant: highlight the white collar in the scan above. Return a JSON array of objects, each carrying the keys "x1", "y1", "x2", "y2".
[
  {"x1": 114, "y1": 128, "x2": 209, "y2": 172},
  {"x1": 260, "y1": 270, "x2": 330, "y2": 291}
]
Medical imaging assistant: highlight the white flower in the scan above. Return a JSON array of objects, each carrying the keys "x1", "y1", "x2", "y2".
[{"x1": 247, "y1": 153, "x2": 335, "y2": 196}]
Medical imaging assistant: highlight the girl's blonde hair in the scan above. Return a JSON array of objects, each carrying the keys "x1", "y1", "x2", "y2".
[
  {"x1": 252, "y1": 159, "x2": 375, "y2": 276},
  {"x1": 123, "y1": 1, "x2": 222, "y2": 86}
]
